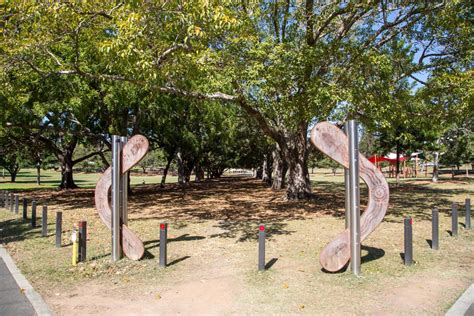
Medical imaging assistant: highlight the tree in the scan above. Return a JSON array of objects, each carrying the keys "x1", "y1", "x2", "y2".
[{"x1": 2, "y1": 1, "x2": 469, "y2": 196}]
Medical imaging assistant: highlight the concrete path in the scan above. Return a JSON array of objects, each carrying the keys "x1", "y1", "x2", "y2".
[
  {"x1": 0, "y1": 246, "x2": 52, "y2": 316},
  {"x1": 446, "y1": 284, "x2": 474, "y2": 316}
]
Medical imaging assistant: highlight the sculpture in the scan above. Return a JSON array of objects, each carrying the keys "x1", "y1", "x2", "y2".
[
  {"x1": 310, "y1": 122, "x2": 389, "y2": 272},
  {"x1": 95, "y1": 135, "x2": 149, "y2": 260}
]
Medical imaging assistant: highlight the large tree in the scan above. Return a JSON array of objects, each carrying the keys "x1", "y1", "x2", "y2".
[{"x1": 2, "y1": 0, "x2": 469, "y2": 197}]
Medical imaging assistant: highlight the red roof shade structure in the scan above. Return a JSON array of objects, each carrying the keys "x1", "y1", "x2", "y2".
[{"x1": 368, "y1": 154, "x2": 407, "y2": 164}]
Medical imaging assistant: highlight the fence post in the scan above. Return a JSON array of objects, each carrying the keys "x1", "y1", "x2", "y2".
[
  {"x1": 159, "y1": 223, "x2": 168, "y2": 267},
  {"x1": 466, "y1": 198, "x2": 471, "y2": 230},
  {"x1": 78, "y1": 221, "x2": 87, "y2": 262},
  {"x1": 56, "y1": 212, "x2": 62, "y2": 248},
  {"x1": 41, "y1": 205, "x2": 48, "y2": 237},
  {"x1": 404, "y1": 217, "x2": 413, "y2": 266},
  {"x1": 22, "y1": 198, "x2": 27, "y2": 221},
  {"x1": 31, "y1": 200, "x2": 37, "y2": 228},
  {"x1": 258, "y1": 224, "x2": 266, "y2": 271},
  {"x1": 452, "y1": 203, "x2": 458, "y2": 237},
  {"x1": 10, "y1": 193, "x2": 14, "y2": 212},
  {"x1": 432, "y1": 208, "x2": 439, "y2": 250},
  {"x1": 14, "y1": 195, "x2": 19, "y2": 214}
]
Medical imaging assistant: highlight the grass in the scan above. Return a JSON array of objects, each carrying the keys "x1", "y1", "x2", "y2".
[
  {"x1": 0, "y1": 170, "x2": 473, "y2": 314},
  {"x1": 0, "y1": 168, "x2": 178, "y2": 190}
]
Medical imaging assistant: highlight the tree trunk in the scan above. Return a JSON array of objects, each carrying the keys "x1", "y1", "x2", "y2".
[
  {"x1": 59, "y1": 149, "x2": 78, "y2": 189},
  {"x1": 432, "y1": 152, "x2": 439, "y2": 182},
  {"x1": 177, "y1": 149, "x2": 186, "y2": 185},
  {"x1": 160, "y1": 153, "x2": 174, "y2": 188},
  {"x1": 262, "y1": 153, "x2": 273, "y2": 185},
  {"x1": 284, "y1": 131, "x2": 312, "y2": 200},
  {"x1": 255, "y1": 166, "x2": 263, "y2": 179},
  {"x1": 36, "y1": 163, "x2": 41, "y2": 185},
  {"x1": 271, "y1": 145, "x2": 287, "y2": 190},
  {"x1": 194, "y1": 162, "x2": 205, "y2": 182}
]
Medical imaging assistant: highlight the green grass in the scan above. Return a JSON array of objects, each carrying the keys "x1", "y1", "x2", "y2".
[{"x1": 0, "y1": 168, "x2": 178, "y2": 190}]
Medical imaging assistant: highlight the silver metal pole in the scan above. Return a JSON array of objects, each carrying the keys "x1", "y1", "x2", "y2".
[
  {"x1": 344, "y1": 122, "x2": 350, "y2": 229},
  {"x1": 111, "y1": 135, "x2": 122, "y2": 261},
  {"x1": 348, "y1": 120, "x2": 361, "y2": 276},
  {"x1": 120, "y1": 136, "x2": 128, "y2": 226}
]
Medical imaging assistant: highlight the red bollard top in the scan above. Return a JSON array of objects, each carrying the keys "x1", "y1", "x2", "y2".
[
  {"x1": 259, "y1": 225, "x2": 265, "y2": 231},
  {"x1": 160, "y1": 223, "x2": 166, "y2": 230}
]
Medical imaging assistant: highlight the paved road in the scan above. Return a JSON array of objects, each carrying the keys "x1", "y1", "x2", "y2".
[{"x1": 0, "y1": 258, "x2": 36, "y2": 316}]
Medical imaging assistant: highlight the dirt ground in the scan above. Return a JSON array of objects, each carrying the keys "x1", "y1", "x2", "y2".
[{"x1": 1, "y1": 175, "x2": 473, "y2": 315}]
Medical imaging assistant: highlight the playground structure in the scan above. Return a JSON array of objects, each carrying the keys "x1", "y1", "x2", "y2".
[
  {"x1": 95, "y1": 134, "x2": 149, "y2": 261},
  {"x1": 91, "y1": 121, "x2": 390, "y2": 274},
  {"x1": 310, "y1": 121, "x2": 389, "y2": 273}
]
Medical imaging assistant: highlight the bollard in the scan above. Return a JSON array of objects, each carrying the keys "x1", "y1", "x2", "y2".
[
  {"x1": 78, "y1": 221, "x2": 87, "y2": 262},
  {"x1": 22, "y1": 198, "x2": 27, "y2": 220},
  {"x1": 10, "y1": 193, "x2": 14, "y2": 212},
  {"x1": 71, "y1": 229, "x2": 79, "y2": 266},
  {"x1": 258, "y1": 224, "x2": 266, "y2": 271},
  {"x1": 466, "y1": 198, "x2": 471, "y2": 230},
  {"x1": 432, "y1": 208, "x2": 439, "y2": 250},
  {"x1": 159, "y1": 223, "x2": 168, "y2": 267},
  {"x1": 41, "y1": 205, "x2": 48, "y2": 237},
  {"x1": 404, "y1": 217, "x2": 413, "y2": 266},
  {"x1": 14, "y1": 195, "x2": 19, "y2": 214},
  {"x1": 452, "y1": 203, "x2": 458, "y2": 237},
  {"x1": 31, "y1": 200, "x2": 37, "y2": 228},
  {"x1": 55, "y1": 212, "x2": 62, "y2": 248}
]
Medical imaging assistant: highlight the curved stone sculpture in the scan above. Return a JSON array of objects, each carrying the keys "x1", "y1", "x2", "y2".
[
  {"x1": 95, "y1": 135, "x2": 149, "y2": 260},
  {"x1": 310, "y1": 122, "x2": 389, "y2": 272}
]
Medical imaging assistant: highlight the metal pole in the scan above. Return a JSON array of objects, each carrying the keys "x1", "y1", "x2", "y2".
[
  {"x1": 452, "y1": 202, "x2": 458, "y2": 237},
  {"x1": 432, "y1": 208, "x2": 439, "y2": 250},
  {"x1": 348, "y1": 120, "x2": 361, "y2": 275},
  {"x1": 78, "y1": 221, "x2": 87, "y2": 262},
  {"x1": 41, "y1": 205, "x2": 48, "y2": 237},
  {"x1": 56, "y1": 212, "x2": 62, "y2": 248},
  {"x1": 14, "y1": 195, "x2": 19, "y2": 214},
  {"x1": 22, "y1": 198, "x2": 27, "y2": 221},
  {"x1": 466, "y1": 198, "x2": 471, "y2": 230},
  {"x1": 159, "y1": 223, "x2": 168, "y2": 267},
  {"x1": 404, "y1": 217, "x2": 413, "y2": 266},
  {"x1": 111, "y1": 135, "x2": 122, "y2": 261},
  {"x1": 120, "y1": 136, "x2": 128, "y2": 226},
  {"x1": 258, "y1": 224, "x2": 266, "y2": 271},
  {"x1": 31, "y1": 200, "x2": 37, "y2": 228},
  {"x1": 344, "y1": 122, "x2": 350, "y2": 229}
]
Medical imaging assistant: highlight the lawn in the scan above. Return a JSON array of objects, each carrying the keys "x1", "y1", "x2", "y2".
[
  {"x1": 0, "y1": 168, "x2": 178, "y2": 190},
  {"x1": 0, "y1": 169, "x2": 473, "y2": 314}
]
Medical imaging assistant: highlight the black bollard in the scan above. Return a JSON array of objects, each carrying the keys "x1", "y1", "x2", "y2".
[
  {"x1": 31, "y1": 200, "x2": 37, "y2": 228},
  {"x1": 55, "y1": 212, "x2": 62, "y2": 248},
  {"x1": 22, "y1": 198, "x2": 27, "y2": 221},
  {"x1": 41, "y1": 205, "x2": 48, "y2": 237},
  {"x1": 258, "y1": 224, "x2": 266, "y2": 271},
  {"x1": 14, "y1": 195, "x2": 19, "y2": 214},
  {"x1": 432, "y1": 208, "x2": 439, "y2": 250},
  {"x1": 78, "y1": 221, "x2": 87, "y2": 262},
  {"x1": 452, "y1": 203, "x2": 458, "y2": 237},
  {"x1": 466, "y1": 198, "x2": 471, "y2": 230},
  {"x1": 159, "y1": 223, "x2": 168, "y2": 267},
  {"x1": 404, "y1": 217, "x2": 413, "y2": 266}
]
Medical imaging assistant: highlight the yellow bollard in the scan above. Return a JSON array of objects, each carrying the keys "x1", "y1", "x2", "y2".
[{"x1": 71, "y1": 229, "x2": 79, "y2": 266}]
